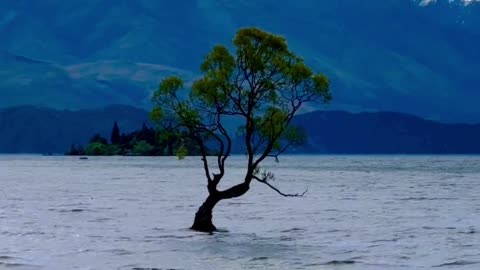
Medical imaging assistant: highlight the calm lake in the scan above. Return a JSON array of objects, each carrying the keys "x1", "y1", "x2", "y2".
[{"x1": 1, "y1": 155, "x2": 479, "y2": 270}]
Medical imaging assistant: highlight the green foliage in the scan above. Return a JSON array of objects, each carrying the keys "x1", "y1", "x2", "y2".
[
  {"x1": 86, "y1": 142, "x2": 107, "y2": 156},
  {"x1": 89, "y1": 133, "x2": 108, "y2": 145},
  {"x1": 66, "y1": 121, "x2": 208, "y2": 157},
  {"x1": 85, "y1": 142, "x2": 121, "y2": 156},
  {"x1": 151, "y1": 27, "x2": 331, "y2": 168},
  {"x1": 150, "y1": 107, "x2": 163, "y2": 122},
  {"x1": 175, "y1": 144, "x2": 188, "y2": 160},
  {"x1": 105, "y1": 144, "x2": 122, "y2": 155},
  {"x1": 133, "y1": 140, "x2": 154, "y2": 156},
  {"x1": 157, "y1": 77, "x2": 184, "y2": 95},
  {"x1": 313, "y1": 74, "x2": 332, "y2": 102}
]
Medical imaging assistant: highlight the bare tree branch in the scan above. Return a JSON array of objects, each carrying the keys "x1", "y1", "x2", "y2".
[
  {"x1": 267, "y1": 142, "x2": 292, "y2": 163},
  {"x1": 191, "y1": 135, "x2": 212, "y2": 182},
  {"x1": 253, "y1": 176, "x2": 308, "y2": 197}
]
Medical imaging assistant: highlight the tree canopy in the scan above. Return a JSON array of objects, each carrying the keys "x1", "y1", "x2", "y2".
[{"x1": 151, "y1": 27, "x2": 331, "y2": 232}]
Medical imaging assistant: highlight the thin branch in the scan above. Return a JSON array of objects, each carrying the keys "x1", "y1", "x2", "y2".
[
  {"x1": 218, "y1": 121, "x2": 232, "y2": 169},
  {"x1": 267, "y1": 142, "x2": 293, "y2": 163},
  {"x1": 192, "y1": 135, "x2": 212, "y2": 182},
  {"x1": 253, "y1": 176, "x2": 308, "y2": 197}
]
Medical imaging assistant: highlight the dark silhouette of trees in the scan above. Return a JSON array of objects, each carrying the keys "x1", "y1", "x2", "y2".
[
  {"x1": 66, "y1": 144, "x2": 85, "y2": 155},
  {"x1": 89, "y1": 133, "x2": 108, "y2": 144},
  {"x1": 151, "y1": 27, "x2": 331, "y2": 232},
  {"x1": 66, "y1": 122, "x2": 205, "y2": 156},
  {"x1": 110, "y1": 121, "x2": 121, "y2": 145},
  {"x1": 135, "y1": 123, "x2": 156, "y2": 145}
]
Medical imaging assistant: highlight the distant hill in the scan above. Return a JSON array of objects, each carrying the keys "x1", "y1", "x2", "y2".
[
  {"x1": 1, "y1": 106, "x2": 479, "y2": 154},
  {"x1": 0, "y1": 0, "x2": 479, "y2": 123},
  {"x1": 293, "y1": 111, "x2": 480, "y2": 154},
  {"x1": 0, "y1": 105, "x2": 150, "y2": 153}
]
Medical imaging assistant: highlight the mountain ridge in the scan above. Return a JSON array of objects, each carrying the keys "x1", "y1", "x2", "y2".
[
  {"x1": 1, "y1": 1, "x2": 479, "y2": 122},
  {"x1": 1, "y1": 105, "x2": 479, "y2": 154}
]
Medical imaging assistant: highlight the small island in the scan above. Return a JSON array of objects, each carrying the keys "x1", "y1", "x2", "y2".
[{"x1": 66, "y1": 121, "x2": 207, "y2": 157}]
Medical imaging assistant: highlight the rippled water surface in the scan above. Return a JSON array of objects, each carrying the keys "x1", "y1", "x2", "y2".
[{"x1": 1, "y1": 155, "x2": 480, "y2": 270}]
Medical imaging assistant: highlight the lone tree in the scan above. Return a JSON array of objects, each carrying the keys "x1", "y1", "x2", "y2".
[{"x1": 151, "y1": 28, "x2": 331, "y2": 232}]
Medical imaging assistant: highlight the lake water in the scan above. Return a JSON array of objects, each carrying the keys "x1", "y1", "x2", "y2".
[{"x1": 1, "y1": 155, "x2": 479, "y2": 270}]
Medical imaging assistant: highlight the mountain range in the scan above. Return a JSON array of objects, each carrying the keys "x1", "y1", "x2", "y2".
[
  {"x1": 1, "y1": 106, "x2": 479, "y2": 154},
  {"x1": 293, "y1": 110, "x2": 480, "y2": 154},
  {"x1": 1, "y1": 0, "x2": 479, "y2": 123},
  {"x1": 0, "y1": 105, "x2": 150, "y2": 153}
]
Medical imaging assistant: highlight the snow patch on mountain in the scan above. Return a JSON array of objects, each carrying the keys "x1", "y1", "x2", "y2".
[{"x1": 419, "y1": 0, "x2": 480, "y2": 6}]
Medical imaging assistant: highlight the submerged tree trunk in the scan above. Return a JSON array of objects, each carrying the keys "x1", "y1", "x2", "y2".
[
  {"x1": 191, "y1": 194, "x2": 221, "y2": 232},
  {"x1": 191, "y1": 182, "x2": 250, "y2": 232},
  {"x1": 190, "y1": 179, "x2": 251, "y2": 232}
]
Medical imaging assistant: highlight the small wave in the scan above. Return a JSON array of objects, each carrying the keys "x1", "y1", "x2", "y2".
[
  {"x1": 96, "y1": 207, "x2": 115, "y2": 210},
  {"x1": 246, "y1": 216, "x2": 264, "y2": 221},
  {"x1": 144, "y1": 235, "x2": 194, "y2": 240},
  {"x1": 250, "y1": 257, "x2": 269, "y2": 261},
  {"x1": 434, "y1": 260, "x2": 480, "y2": 267},
  {"x1": 324, "y1": 260, "x2": 356, "y2": 265},
  {"x1": 421, "y1": 226, "x2": 457, "y2": 230},
  {"x1": 132, "y1": 268, "x2": 183, "y2": 270},
  {"x1": 305, "y1": 260, "x2": 357, "y2": 267},
  {"x1": 20, "y1": 231, "x2": 46, "y2": 236},
  {"x1": 88, "y1": 235, "x2": 104, "y2": 239},
  {"x1": 280, "y1": 236, "x2": 295, "y2": 241},
  {"x1": 118, "y1": 198, "x2": 141, "y2": 202},
  {"x1": 49, "y1": 208, "x2": 89, "y2": 213},
  {"x1": 399, "y1": 197, "x2": 457, "y2": 201},
  {"x1": 226, "y1": 202, "x2": 254, "y2": 205},
  {"x1": 104, "y1": 249, "x2": 133, "y2": 255},
  {"x1": 57, "y1": 203, "x2": 90, "y2": 207},
  {"x1": 0, "y1": 231, "x2": 47, "y2": 237},
  {"x1": 88, "y1": 217, "x2": 112, "y2": 223},
  {"x1": 281, "y1": 228, "x2": 306, "y2": 233},
  {"x1": 326, "y1": 229, "x2": 343, "y2": 233},
  {"x1": 459, "y1": 228, "x2": 476, "y2": 234},
  {"x1": 0, "y1": 262, "x2": 41, "y2": 269},
  {"x1": 371, "y1": 238, "x2": 400, "y2": 243}
]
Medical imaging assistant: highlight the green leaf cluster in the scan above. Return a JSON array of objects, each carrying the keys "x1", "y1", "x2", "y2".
[{"x1": 85, "y1": 142, "x2": 121, "y2": 156}]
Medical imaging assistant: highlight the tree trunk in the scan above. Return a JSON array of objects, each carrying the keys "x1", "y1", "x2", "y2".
[
  {"x1": 191, "y1": 194, "x2": 221, "y2": 232},
  {"x1": 191, "y1": 182, "x2": 250, "y2": 232}
]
